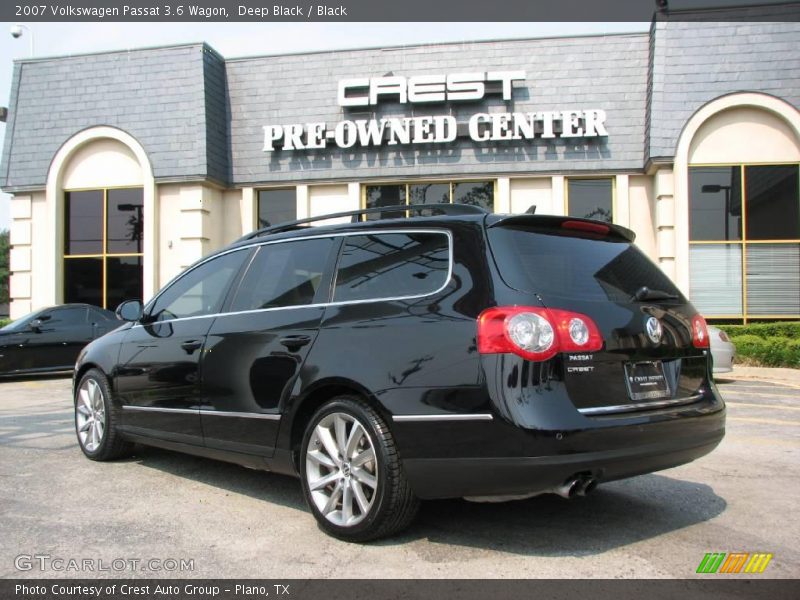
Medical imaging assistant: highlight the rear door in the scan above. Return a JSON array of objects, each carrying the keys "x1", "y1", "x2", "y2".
[
  {"x1": 487, "y1": 218, "x2": 708, "y2": 415},
  {"x1": 201, "y1": 236, "x2": 338, "y2": 456}
]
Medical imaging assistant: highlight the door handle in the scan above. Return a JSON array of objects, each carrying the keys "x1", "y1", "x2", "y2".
[
  {"x1": 279, "y1": 335, "x2": 312, "y2": 351},
  {"x1": 181, "y1": 340, "x2": 203, "y2": 354}
]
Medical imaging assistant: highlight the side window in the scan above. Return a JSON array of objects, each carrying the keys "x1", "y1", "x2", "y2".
[
  {"x1": 41, "y1": 307, "x2": 88, "y2": 326},
  {"x1": 334, "y1": 232, "x2": 450, "y2": 303},
  {"x1": 88, "y1": 307, "x2": 115, "y2": 322},
  {"x1": 149, "y1": 250, "x2": 248, "y2": 322},
  {"x1": 231, "y1": 238, "x2": 335, "y2": 311}
]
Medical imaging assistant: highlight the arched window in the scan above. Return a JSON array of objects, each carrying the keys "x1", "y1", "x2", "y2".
[
  {"x1": 57, "y1": 136, "x2": 147, "y2": 309},
  {"x1": 687, "y1": 104, "x2": 800, "y2": 320}
]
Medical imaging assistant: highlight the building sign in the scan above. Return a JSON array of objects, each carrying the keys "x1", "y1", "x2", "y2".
[{"x1": 262, "y1": 71, "x2": 608, "y2": 152}]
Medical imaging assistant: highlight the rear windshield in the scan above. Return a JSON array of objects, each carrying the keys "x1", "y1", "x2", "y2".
[{"x1": 488, "y1": 226, "x2": 683, "y2": 303}]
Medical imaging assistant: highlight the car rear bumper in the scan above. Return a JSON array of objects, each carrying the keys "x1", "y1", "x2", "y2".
[
  {"x1": 712, "y1": 345, "x2": 735, "y2": 373},
  {"x1": 400, "y1": 408, "x2": 725, "y2": 500}
]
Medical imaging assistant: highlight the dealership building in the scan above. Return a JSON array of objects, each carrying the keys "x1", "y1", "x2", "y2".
[{"x1": 1, "y1": 4, "x2": 799, "y2": 321}]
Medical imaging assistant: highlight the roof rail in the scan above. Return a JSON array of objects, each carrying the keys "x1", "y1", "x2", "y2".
[{"x1": 239, "y1": 203, "x2": 488, "y2": 241}]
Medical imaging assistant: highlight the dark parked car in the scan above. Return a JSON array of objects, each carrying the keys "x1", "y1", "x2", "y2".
[
  {"x1": 72, "y1": 204, "x2": 726, "y2": 541},
  {"x1": 0, "y1": 304, "x2": 119, "y2": 376}
]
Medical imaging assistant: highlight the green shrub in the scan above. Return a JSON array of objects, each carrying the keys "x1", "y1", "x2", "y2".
[
  {"x1": 717, "y1": 321, "x2": 800, "y2": 368},
  {"x1": 718, "y1": 321, "x2": 800, "y2": 340},
  {"x1": 0, "y1": 318, "x2": 10, "y2": 329},
  {"x1": 727, "y1": 333, "x2": 800, "y2": 368}
]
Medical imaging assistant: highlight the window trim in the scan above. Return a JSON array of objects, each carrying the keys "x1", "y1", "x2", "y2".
[
  {"x1": 63, "y1": 185, "x2": 145, "y2": 309},
  {"x1": 688, "y1": 161, "x2": 800, "y2": 322},
  {"x1": 137, "y1": 228, "x2": 454, "y2": 327},
  {"x1": 564, "y1": 176, "x2": 616, "y2": 223},
  {"x1": 143, "y1": 246, "x2": 254, "y2": 325},
  {"x1": 255, "y1": 187, "x2": 298, "y2": 230},
  {"x1": 331, "y1": 231, "x2": 453, "y2": 305},
  {"x1": 361, "y1": 179, "x2": 498, "y2": 212},
  {"x1": 226, "y1": 236, "x2": 340, "y2": 313}
]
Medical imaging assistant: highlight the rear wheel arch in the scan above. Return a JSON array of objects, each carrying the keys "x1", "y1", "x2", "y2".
[{"x1": 287, "y1": 380, "x2": 391, "y2": 469}]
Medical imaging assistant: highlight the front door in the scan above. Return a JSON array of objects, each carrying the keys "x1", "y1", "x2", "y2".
[
  {"x1": 201, "y1": 237, "x2": 337, "y2": 456},
  {"x1": 115, "y1": 248, "x2": 251, "y2": 445}
]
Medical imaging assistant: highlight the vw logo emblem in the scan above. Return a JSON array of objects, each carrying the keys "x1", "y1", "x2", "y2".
[{"x1": 645, "y1": 317, "x2": 663, "y2": 344}]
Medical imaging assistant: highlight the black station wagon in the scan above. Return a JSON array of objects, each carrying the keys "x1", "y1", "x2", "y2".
[{"x1": 73, "y1": 204, "x2": 726, "y2": 541}]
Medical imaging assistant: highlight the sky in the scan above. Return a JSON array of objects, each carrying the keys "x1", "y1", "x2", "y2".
[{"x1": 0, "y1": 21, "x2": 650, "y2": 231}]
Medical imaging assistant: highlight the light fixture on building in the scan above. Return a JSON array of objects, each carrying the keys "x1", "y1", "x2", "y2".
[
  {"x1": 0, "y1": 107, "x2": 7, "y2": 123},
  {"x1": 9, "y1": 24, "x2": 34, "y2": 56},
  {"x1": 655, "y1": 0, "x2": 669, "y2": 13}
]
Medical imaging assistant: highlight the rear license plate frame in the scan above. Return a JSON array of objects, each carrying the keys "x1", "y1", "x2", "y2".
[{"x1": 624, "y1": 361, "x2": 670, "y2": 401}]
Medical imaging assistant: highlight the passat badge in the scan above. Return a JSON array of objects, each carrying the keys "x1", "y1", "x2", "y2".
[{"x1": 645, "y1": 317, "x2": 663, "y2": 344}]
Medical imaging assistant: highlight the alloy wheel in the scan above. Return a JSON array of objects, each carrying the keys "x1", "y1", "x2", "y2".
[
  {"x1": 305, "y1": 412, "x2": 378, "y2": 527},
  {"x1": 76, "y1": 378, "x2": 106, "y2": 452}
]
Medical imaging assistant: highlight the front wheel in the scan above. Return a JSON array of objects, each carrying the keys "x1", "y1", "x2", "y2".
[
  {"x1": 299, "y1": 396, "x2": 419, "y2": 542},
  {"x1": 74, "y1": 368, "x2": 133, "y2": 461}
]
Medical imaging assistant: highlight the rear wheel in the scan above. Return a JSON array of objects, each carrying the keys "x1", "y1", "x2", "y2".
[
  {"x1": 299, "y1": 396, "x2": 419, "y2": 542},
  {"x1": 74, "y1": 368, "x2": 133, "y2": 461}
]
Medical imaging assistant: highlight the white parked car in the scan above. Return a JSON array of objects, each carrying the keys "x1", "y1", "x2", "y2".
[{"x1": 708, "y1": 326, "x2": 735, "y2": 374}]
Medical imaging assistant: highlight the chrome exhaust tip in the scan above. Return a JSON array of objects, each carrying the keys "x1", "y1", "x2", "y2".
[
  {"x1": 555, "y1": 478, "x2": 582, "y2": 499},
  {"x1": 576, "y1": 478, "x2": 598, "y2": 496}
]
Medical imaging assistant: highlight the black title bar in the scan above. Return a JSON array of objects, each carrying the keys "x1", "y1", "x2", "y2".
[{"x1": 3, "y1": 579, "x2": 800, "y2": 600}]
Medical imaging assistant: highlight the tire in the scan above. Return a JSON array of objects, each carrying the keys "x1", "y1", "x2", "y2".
[
  {"x1": 299, "y1": 395, "x2": 420, "y2": 542},
  {"x1": 74, "y1": 368, "x2": 134, "y2": 461}
]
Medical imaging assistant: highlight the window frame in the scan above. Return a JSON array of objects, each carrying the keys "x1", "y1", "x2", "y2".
[
  {"x1": 331, "y1": 231, "x2": 454, "y2": 305},
  {"x1": 139, "y1": 228, "x2": 453, "y2": 326},
  {"x1": 63, "y1": 185, "x2": 145, "y2": 309},
  {"x1": 361, "y1": 179, "x2": 498, "y2": 213},
  {"x1": 143, "y1": 246, "x2": 254, "y2": 324},
  {"x1": 688, "y1": 161, "x2": 800, "y2": 322},
  {"x1": 39, "y1": 306, "x2": 90, "y2": 327},
  {"x1": 255, "y1": 187, "x2": 298, "y2": 230},
  {"x1": 564, "y1": 176, "x2": 616, "y2": 223},
  {"x1": 228, "y1": 237, "x2": 339, "y2": 312}
]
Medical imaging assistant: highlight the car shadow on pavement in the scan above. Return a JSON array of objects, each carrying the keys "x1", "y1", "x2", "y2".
[
  {"x1": 391, "y1": 474, "x2": 726, "y2": 556},
  {"x1": 130, "y1": 445, "x2": 726, "y2": 556},
  {"x1": 129, "y1": 445, "x2": 307, "y2": 510}
]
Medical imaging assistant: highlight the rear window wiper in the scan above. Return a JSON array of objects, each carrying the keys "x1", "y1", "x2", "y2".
[{"x1": 631, "y1": 286, "x2": 679, "y2": 302}]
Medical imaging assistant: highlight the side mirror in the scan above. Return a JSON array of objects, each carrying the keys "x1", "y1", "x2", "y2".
[
  {"x1": 29, "y1": 319, "x2": 43, "y2": 333},
  {"x1": 116, "y1": 300, "x2": 144, "y2": 323}
]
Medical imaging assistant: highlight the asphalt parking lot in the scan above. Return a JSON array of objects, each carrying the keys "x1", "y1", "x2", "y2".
[{"x1": 0, "y1": 374, "x2": 798, "y2": 579}]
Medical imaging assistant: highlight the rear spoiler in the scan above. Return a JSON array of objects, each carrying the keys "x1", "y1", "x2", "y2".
[{"x1": 486, "y1": 214, "x2": 636, "y2": 243}]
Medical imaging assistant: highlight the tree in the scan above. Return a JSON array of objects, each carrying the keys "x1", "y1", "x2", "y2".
[{"x1": 0, "y1": 229, "x2": 8, "y2": 306}]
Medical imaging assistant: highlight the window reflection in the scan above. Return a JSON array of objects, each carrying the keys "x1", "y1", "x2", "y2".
[
  {"x1": 690, "y1": 167, "x2": 742, "y2": 241},
  {"x1": 334, "y1": 233, "x2": 449, "y2": 302},
  {"x1": 257, "y1": 189, "x2": 297, "y2": 228},
  {"x1": 745, "y1": 165, "x2": 799, "y2": 241},
  {"x1": 365, "y1": 180, "x2": 495, "y2": 217},
  {"x1": 567, "y1": 179, "x2": 613, "y2": 223},
  {"x1": 65, "y1": 191, "x2": 103, "y2": 254},
  {"x1": 64, "y1": 187, "x2": 144, "y2": 309},
  {"x1": 107, "y1": 189, "x2": 144, "y2": 253},
  {"x1": 453, "y1": 182, "x2": 494, "y2": 211}
]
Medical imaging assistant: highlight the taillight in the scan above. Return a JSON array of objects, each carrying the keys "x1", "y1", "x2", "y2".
[
  {"x1": 477, "y1": 306, "x2": 603, "y2": 361},
  {"x1": 692, "y1": 314, "x2": 710, "y2": 348}
]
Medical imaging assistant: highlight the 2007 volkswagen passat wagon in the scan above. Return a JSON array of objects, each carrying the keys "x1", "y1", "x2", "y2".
[{"x1": 73, "y1": 204, "x2": 725, "y2": 541}]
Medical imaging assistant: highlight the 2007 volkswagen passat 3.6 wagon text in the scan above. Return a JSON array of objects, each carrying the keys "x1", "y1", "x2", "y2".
[{"x1": 73, "y1": 203, "x2": 725, "y2": 541}]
